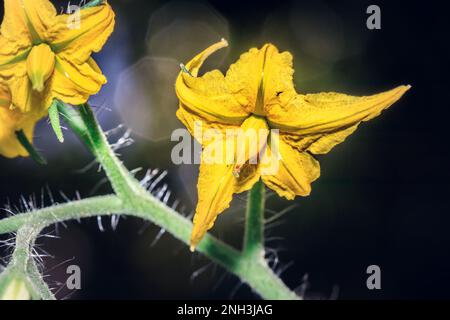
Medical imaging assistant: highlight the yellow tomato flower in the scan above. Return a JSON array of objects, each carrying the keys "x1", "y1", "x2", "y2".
[
  {"x1": 175, "y1": 40, "x2": 411, "y2": 250},
  {"x1": 0, "y1": 0, "x2": 115, "y2": 158}
]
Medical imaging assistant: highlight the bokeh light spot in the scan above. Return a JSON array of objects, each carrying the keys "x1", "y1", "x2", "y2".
[
  {"x1": 146, "y1": 1, "x2": 230, "y2": 68},
  {"x1": 115, "y1": 57, "x2": 180, "y2": 141}
]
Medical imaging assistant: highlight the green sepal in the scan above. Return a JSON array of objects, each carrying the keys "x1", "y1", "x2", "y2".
[
  {"x1": 15, "y1": 130, "x2": 47, "y2": 165},
  {"x1": 48, "y1": 100, "x2": 64, "y2": 143}
]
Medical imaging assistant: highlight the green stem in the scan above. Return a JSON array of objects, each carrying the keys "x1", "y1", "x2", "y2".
[
  {"x1": 0, "y1": 102, "x2": 299, "y2": 300},
  {"x1": 26, "y1": 259, "x2": 55, "y2": 300},
  {"x1": 72, "y1": 103, "x2": 297, "y2": 299},
  {"x1": 243, "y1": 179, "x2": 265, "y2": 259},
  {"x1": 5, "y1": 226, "x2": 55, "y2": 300},
  {"x1": 0, "y1": 196, "x2": 298, "y2": 300},
  {"x1": 59, "y1": 104, "x2": 145, "y2": 201}
]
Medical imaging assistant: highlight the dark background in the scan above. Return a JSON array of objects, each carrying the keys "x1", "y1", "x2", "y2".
[{"x1": 1, "y1": 0, "x2": 449, "y2": 299}]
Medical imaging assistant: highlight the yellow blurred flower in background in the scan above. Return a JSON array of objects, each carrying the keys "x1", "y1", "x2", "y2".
[
  {"x1": 175, "y1": 40, "x2": 410, "y2": 250},
  {"x1": 0, "y1": 0, "x2": 115, "y2": 158}
]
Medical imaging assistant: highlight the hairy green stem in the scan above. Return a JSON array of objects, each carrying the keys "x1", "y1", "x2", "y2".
[
  {"x1": 26, "y1": 259, "x2": 56, "y2": 300},
  {"x1": 243, "y1": 180, "x2": 265, "y2": 259},
  {"x1": 0, "y1": 103, "x2": 299, "y2": 300},
  {"x1": 0, "y1": 195, "x2": 298, "y2": 300},
  {"x1": 77, "y1": 104, "x2": 147, "y2": 200},
  {"x1": 58, "y1": 103, "x2": 145, "y2": 201},
  {"x1": 2, "y1": 226, "x2": 56, "y2": 300}
]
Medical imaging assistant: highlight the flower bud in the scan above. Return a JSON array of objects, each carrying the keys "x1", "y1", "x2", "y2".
[{"x1": 26, "y1": 44, "x2": 55, "y2": 93}]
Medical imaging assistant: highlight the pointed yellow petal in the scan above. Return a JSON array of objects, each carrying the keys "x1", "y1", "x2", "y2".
[
  {"x1": 1, "y1": 0, "x2": 56, "y2": 44},
  {"x1": 0, "y1": 35, "x2": 30, "y2": 70},
  {"x1": 48, "y1": 56, "x2": 106, "y2": 106},
  {"x1": 268, "y1": 85, "x2": 410, "y2": 135},
  {"x1": 190, "y1": 123, "x2": 262, "y2": 250},
  {"x1": 1, "y1": 0, "x2": 30, "y2": 45},
  {"x1": 0, "y1": 40, "x2": 47, "y2": 114},
  {"x1": 55, "y1": 57, "x2": 106, "y2": 93},
  {"x1": 225, "y1": 45, "x2": 266, "y2": 114},
  {"x1": 225, "y1": 43, "x2": 295, "y2": 115},
  {"x1": 4, "y1": 63, "x2": 52, "y2": 115},
  {"x1": 177, "y1": 69, "x2": 249, "y2": 124},
  {"x1": 267, "y1": 85, "x2": 410, "y2": 154},
  {"x1": 0, "y1": 32, "x2": 30, "y2": 81},
  {"x1": 6, "y1": 62, "x2": 45, "y2": 113},
  {"x1": 280, "y1": 124, "x2": 359, "y2": 155},
  {"x1": 191, "y1": 161, "x2": 260, "y2": 250},
  {"x1": 191, "y1": 160, "x2": 235, "y2": 249},
  {"x1": 26, "y1": 44, "x2": 55, "y2": 92},
  {"x1": 176, "y1": 106, "x2": 238, "y2": 146},
  {"x1": 261, "y1": 131, "x2": 320, "y2": 200},
  {"x1": 50, "y1": 3, "x2": 115, "y2": 64},
  {"x1": 176, "y1": 40, "x2": 250, "y2": 125},
  {"x1": 184, "y1": 39, "x2": 229, "y2": 76},
  {"x1": 86, "y1": 57, "x2": 102, "y2": 74}
]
